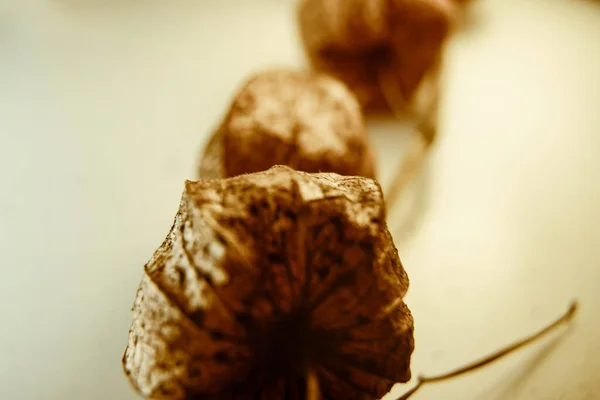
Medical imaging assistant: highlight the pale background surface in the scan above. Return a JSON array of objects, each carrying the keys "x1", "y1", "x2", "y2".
[{"x1": 1, "y1": 0, "x2": 599, "y2": 399}]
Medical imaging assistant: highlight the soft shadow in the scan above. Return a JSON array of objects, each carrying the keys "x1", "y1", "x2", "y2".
[
  {"x1": 388, "y1": 161, "x2": 431, "y2": 244},
  {"x1": 473, "y1": 326, "x2": 576, "y2": 400},
  {"x1": 459, "y1": 3, "x2": 491, "y2": 34},
  {"x1": 365, "y1": 114, "x2": 432, "y2": 243},
  {"x1": 581, "y1": 0, "x2": 600, "y2": 8}
]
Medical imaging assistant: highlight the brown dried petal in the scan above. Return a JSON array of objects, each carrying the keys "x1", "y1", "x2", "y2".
[
  {"x1": 298, "y1": 0, "x2": 458, "y2": 111},
  {"x1": 123, "y1": 165, "x2": 413, "y2": 399},
  {"x1": 197, "y1": 69, "x2": 376, "y2": 180}
]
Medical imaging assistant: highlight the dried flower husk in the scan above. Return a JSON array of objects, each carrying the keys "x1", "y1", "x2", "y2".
[
  {"x1": 123, "y1": 165, "x2": 414, "y2": 399},
  {"x1": 297, "y1": 0, "x2": 458, "y2": 112},
  {"x1": 297, "y1": 0, "x2": 458, "y2": 218},
  {"x1": 197, "y1": 69, "x2": 376, "y2": 181}
]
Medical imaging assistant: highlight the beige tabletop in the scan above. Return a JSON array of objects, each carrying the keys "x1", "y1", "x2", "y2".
[{"x1": 1, "y1": 0, "x2": 599, "y2": 399}]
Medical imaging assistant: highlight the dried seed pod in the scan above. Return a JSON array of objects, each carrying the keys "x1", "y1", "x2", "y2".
[
  {"x1": 123, "y1": 165, "x2": 414, "y2": 399},
  {"x1": 297, "y1": 0, "x2": 458, "y2": 217},
  {"x1": 197, "y1": 69, "x2": 376, "y2": 181},
  {"x1": 297, "y1": 0, "x2": 458, "y2": 112}
]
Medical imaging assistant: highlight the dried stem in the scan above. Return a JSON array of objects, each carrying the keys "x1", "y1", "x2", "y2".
[
  {"x1": 378, "y1": 66, "x2": 439, "y2": 214},
  {"x1": 306, "y1": 368, "x2": 321, "y2": 400},
  {"x1": 394, "y1": 301, "x2": 579, "y2": 400}
]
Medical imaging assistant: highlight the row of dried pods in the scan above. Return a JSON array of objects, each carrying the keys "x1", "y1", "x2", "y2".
[
  {"x1": 199, "y1": 0, "x2": 460, "y2": 212},
  {"x1": 123, "y1": 1, "x2": 578, "y2": 399}
]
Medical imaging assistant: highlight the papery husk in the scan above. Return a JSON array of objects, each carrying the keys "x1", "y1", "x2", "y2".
[
  {"x1": 198, "y1": 69, "x2": 376, "y2": 181},
  {"x1": 297, "y1": 0, "x2": 458, "y2": 112},
  {"x1": 123, "y1": 166, "x2": 414, "y2": 400}
]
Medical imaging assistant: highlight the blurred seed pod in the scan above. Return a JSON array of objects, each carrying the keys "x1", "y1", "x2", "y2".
[
  {"x1": 197, "y1": 69, "x2": 376, "y2": 181},
  {"x1": 123, "y1": 165, "x2": 414, "y2": 400},
  {"x1": 297, "y1": 0, "x2": 457, "y2": 112},
  {"x1": 297, "y1": 0, "x2": 459, "y2": 216}
]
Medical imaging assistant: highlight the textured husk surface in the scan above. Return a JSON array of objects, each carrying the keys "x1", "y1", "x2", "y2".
[
  {"x1": 123, "y1": 166, "x2": 413, "y2": 399},
  {"x1": 297, "y1": 0, "x2": 458, "y2": 111},
  {"x1": 198, "y1": 69, "x2": 376, "y2": 181}
]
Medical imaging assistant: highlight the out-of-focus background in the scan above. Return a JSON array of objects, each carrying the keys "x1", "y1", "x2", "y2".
[{"x1": 1, "y1": 0, "x2": 599, "y2": 399}]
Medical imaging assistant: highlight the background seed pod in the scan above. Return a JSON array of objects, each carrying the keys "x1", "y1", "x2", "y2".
[
  {"x1": 197, "y1": 69, "x2": 376, "y2": 180},
  {"x1": 123, "y1": 165, "x2": 414, "y2": 399},
  {"x1": 297, "y1": 0, "x2": 458, "y2": 112}
]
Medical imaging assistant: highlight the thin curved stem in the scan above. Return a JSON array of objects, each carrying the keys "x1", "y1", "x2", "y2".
[
  {"x1": 395, "y1": 301, "x2": 579, "y2": 400},
  {"x1": 378, "y1": 65, "x2": 440, "y2": 215}
]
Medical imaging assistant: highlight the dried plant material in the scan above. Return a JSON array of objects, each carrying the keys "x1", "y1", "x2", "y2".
[
  {"x1": 381, "y1": 73, "x2": 439, "y2": 216},
  {"x1": 306, "y1": 368, "x2": 322, "y2": 400},
  {"x1": 197, "y1": 69, "x2": 376, "y2": 181},
  {"x1": 394, "y1": 301, "x2": 578, "y2": 400},
  {"x1": 297, "y1": 0, "x2": 457, "y2": 215},
  {"x1": 297, "y1": 0, "x2": 457, "y2": 112},
  {"x1": 123, "y1": 165, "x2": 414, "y2": 399}
]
